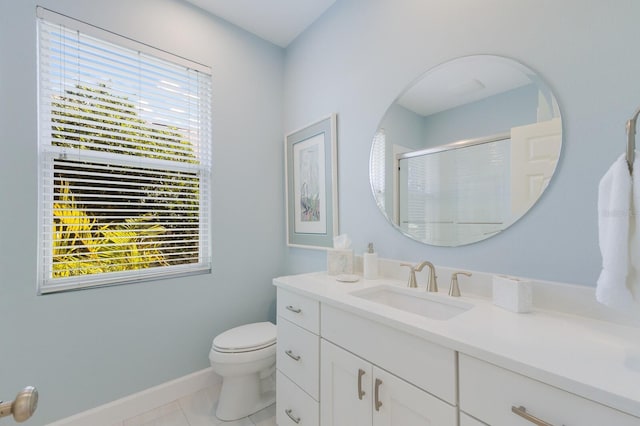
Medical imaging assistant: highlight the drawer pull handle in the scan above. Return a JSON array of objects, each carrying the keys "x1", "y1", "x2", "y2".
[
  {"x1": 357, "y1": 368, "x2": 366, "y2": 400},
  {"x1": 374, "y1": 378, "x2": 383, "y2": 411},
  {"x1": 285, "y1": 408, "x2": 301, "y2": 424},
  {"x1": 286, "y1": 305, "x2": 302, "y2": 314},
  {"x1": 511, "y1": 406, "x2": 554, "y2": 426},
  {"x1": 285, "y1": 350, "x2": 301, "y2": 361}
]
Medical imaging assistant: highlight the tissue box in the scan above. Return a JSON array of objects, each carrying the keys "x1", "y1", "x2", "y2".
[
  {"x1": 327, "y1": 249, "x2": 353, "y2": 275},
  {"x1": 492, "y1": 275, "x2": 532, "y2": 313}
]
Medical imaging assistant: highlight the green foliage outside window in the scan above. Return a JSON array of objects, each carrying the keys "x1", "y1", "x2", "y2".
[
  {"x1": 53, "y1": 183, "x2": 168, "y2": 277},
  {"x1": 50, "y1": 84, "x2": 200, "y2": 278}
]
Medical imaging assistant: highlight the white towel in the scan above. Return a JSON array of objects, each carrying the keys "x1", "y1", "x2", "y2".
[{"x1": 596, "y1": 153, "x2": 635, "y2": 309}]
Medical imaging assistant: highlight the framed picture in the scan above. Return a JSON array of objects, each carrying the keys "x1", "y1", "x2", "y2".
[{"x1": 285, "y1": 113, "x2": 338, "y2": 248}]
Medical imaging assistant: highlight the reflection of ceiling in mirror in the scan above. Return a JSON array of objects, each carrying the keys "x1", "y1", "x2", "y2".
[{"x1": 397, "y1": 56, "x2": 533, "y2": 117}]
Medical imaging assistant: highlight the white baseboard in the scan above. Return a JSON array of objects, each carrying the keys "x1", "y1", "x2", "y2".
[{"x1": 47, "y1": 367, "x2": 220, "y2": 426}]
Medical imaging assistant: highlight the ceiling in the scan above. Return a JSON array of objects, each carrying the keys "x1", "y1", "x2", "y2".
[
  {"x1": 181, "y1": 3, "x2": 531, "y2": 115},
  {"x1": 398, "y1": 56, "x2": 533, "y2": 117},
  {"x1": 183, "y1": 0, "x2": 337, "y2": 47}
]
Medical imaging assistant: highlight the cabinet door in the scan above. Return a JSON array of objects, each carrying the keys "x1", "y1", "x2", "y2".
[
  {"x1": 320, "y1": 340, "x2": 371, "y2": 426},
  {"x1": 372, "y1": 367, "x2": 457, "y2": 426}
]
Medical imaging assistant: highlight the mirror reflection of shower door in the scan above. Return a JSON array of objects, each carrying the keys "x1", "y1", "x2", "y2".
[
  {"x1": 393, "y1": 144, "x2": 412, "y2": 226},
  {"x1": 510, "y1": 118, "x2": 562, "y2": 218},
  {"x1": 398, "y1": 151, "x2": 446, "y2": 243},
  {"x1": 397, "y1": 137, "x2": 510, "y2": 246}
]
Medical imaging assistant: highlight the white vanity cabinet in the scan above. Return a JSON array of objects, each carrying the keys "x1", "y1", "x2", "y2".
[
  {"x1": 274, "y1": 272, "x2": 640, "y2": 426},
  {"x1": 459, "y1": 354, "x2": 640, "y2": 426},
  {"x1": 276, "y1": 289, "x2": 320, "y2": 426},
  {"x1": 321, "y1": 339, "x2": 457, "y2": 426},
  {"x1": 276, "y1": 287, "x2": 457, "y2": 426},
  {"x1": 320, "y1": 304, "x2": 457, "y2": 426}
]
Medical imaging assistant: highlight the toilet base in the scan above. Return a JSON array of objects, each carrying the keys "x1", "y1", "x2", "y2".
[{"x1": 215, "y1": 373, "x2": 276, "y2": 421}]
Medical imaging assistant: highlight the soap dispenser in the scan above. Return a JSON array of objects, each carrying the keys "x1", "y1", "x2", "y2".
[{"x1": 363, "y1": 242, "x2": 378, "y2": 280}]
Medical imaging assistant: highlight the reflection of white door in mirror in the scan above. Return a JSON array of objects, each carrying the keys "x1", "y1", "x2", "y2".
[{"x1": 510, "y1": 118, "x2": 562, "y2": 219}]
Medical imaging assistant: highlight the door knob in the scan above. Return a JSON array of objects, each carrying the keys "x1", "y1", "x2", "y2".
[{"x1": 0, "y1": 386, "x2": 39, "y2": 422}]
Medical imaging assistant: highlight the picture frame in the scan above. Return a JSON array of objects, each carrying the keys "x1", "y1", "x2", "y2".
[{"x1": 285, "y1": 113, "x2": 338, "y2": 249}]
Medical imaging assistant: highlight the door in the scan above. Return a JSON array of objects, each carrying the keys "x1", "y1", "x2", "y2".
[
  {"x1": 372, "y1": 367, "x2": 457, "y2": 426},
  {"x1": 320, "y1": 340, "x2": 371, "y2": 426},
  {"x1": 509, "y1": 118, "x2": 562, "y2": 217}
]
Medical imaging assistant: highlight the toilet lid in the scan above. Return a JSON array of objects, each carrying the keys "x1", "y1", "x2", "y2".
[{"x1": 213, "y1": 322, "x2": 276, "y2": 353}]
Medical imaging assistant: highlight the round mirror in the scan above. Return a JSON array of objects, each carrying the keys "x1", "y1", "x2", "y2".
[{"x1": 370, "y1": 55, "x2": 562, "y2": 246}]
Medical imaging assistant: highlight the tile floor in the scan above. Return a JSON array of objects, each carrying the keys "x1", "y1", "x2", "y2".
[{"x1": 111, "y1": 385, "x2": 276, "y2": 426}]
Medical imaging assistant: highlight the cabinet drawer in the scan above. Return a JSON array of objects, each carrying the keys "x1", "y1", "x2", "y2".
[
  {"x1": 277, "y1": 370, "x2": 319, "y2": 426},
  {"x1": 321, "y1": 304, "x2": 457, "y2": 404},
  {"x1": 277, "y1": 317, "x2": 320, "y2": 400},
  {"x1": 459, "y1": 354, "x2": 640, "y2": 426},
  {"x1": 277, "y1": 288, "x2": 320, "y2": 333}
]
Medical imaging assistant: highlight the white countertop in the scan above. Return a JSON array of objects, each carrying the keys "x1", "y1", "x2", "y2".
[{"x1": 273, "y1": 271, "x2": 640, "y2": 418}]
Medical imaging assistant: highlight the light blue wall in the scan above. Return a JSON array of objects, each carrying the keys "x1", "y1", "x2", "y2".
[
  {"x1": 0, "y1": 0, "x2": 284, "y2": 423},
  {"x1": 379, "y1": 103, "x2": 423, "y2": 212},
  {"x1": 283, "y1": 0, "x2": 640, "y2": 285},
  {"x1": 381, "y1": 103, "x2": 424, "y2": 151}
]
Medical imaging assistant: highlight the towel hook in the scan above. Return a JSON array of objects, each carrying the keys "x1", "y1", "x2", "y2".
[{"x1": 626, "y1": 106, "x2": 640, "y2": 173}]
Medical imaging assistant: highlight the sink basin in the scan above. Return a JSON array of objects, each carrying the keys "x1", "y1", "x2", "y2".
[{"x1": 351, "y1": 285, "x2": 473, "y2": 320}]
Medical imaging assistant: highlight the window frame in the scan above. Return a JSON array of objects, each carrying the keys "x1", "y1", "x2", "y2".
[{"x1": 36, "y1": 7, "x2": 213, "y2": 294}]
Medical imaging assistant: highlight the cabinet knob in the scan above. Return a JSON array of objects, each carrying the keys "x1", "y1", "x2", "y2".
[
  {"x1": 285, "y1": 350, "x2": 301, "y2": 361},
  {"x1": 286, "y1": 305, "x2": 302, "y2": 314},
  {"x1": 511, "y1": 405, "x2": 555, "y2": 426},
  {"x1": 357, "y1": 369, "x2": 366, "y2": 400},
  {"x1": 374, "y1": 378, "x2": 383, "y2": 411},
  {"x1": 285, "y1": 408, "x2": 301, "y2": 424}
]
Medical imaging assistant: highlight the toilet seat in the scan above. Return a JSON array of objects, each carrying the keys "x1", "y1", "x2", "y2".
[{"x1": 213, "y1": 321, "x2": 276, "y2": 353}]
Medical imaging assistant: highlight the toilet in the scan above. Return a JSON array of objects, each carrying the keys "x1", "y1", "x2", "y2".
[{"x1": 209, "y1": 321, "x2": 277, "y2": 421}]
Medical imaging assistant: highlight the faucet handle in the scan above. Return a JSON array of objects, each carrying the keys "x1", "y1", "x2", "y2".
[
  {"x1": 449, "y1": 271, "x2": 472, "y2": 297},
  {"x1": 400, "y1": 263, "x2": 418, "y2": 288}
]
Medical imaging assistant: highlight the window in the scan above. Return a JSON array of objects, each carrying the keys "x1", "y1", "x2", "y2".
[
  {"x1": 37, "y1": 8, "x2": 212, "y2": 293},
  {"x1": 370, "y1": 129, "x2": 386, "y2": 210}
]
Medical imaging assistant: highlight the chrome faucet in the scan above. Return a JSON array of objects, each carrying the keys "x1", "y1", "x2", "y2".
[
  {"x1": 420, "y1": 261, "x2": 438, "y2": 292},
  {"x1": 400, "y1": 261, "x2": 438, "y2": 292},
  {"x1": 449, "y1": 271, "x2": 472, "y2": 297}
]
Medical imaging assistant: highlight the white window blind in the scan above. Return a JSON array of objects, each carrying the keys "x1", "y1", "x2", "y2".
[
  {"x1": 37, "y1": 8, "x2": 212, "y2": 293},
  {"x1": 370, "y1": 129, "x2": 386, "y2": 210}
]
